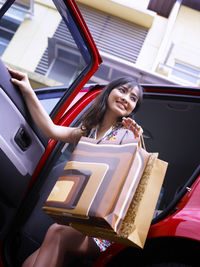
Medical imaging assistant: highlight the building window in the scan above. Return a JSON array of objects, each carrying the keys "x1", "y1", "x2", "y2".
[
  {"x1": 171, "y1": 61, "x2": 200, "y2": 85},
  {"x1": 35, "y1": 3, "x2": 148, "y2": 84},
  {"x1": 78, "y1": 3, "x2": 148, "y2": 64},
  {"x1": 47, "y1": 38, "x2": 85, "y2": 86},
  {"x1": 35, "y1": 18, "x2": 89, "y2": 87},
  {"x1": 147, "y1": 0, "x2": 176, "y2": 18},
  {"x1": 0, "y1": 2, "x2": 29, "y2": 56}
]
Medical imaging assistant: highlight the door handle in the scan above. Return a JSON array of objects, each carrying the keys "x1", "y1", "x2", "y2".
[{"x1": 14, "y1": 127, "x2": 32, "y2": 151}]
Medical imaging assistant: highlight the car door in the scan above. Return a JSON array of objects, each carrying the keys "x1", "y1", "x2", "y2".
[{"x1": 0, "y1": 0, "x2": 101, "y2": 250}]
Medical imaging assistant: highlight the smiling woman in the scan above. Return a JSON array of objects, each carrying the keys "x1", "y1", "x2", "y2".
[{"x1": 8, "y1": 67, "x2": 144, "y2": 266}]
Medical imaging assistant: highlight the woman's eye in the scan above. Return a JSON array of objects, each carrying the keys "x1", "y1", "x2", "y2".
[
  {"x1": 118, "y1": 87, "x2": 125, "y2": 93},
  {"x1": 130, "y1": 96, "x2": 137, "y2": 102}
]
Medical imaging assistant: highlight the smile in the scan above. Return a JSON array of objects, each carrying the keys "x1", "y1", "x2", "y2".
[{"x1": 116, "y1": 101, "x2": 126, "y2": 110}]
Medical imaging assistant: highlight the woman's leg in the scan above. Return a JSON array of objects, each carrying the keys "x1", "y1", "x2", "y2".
[
  {"x1": 22, "y1": 223, "x2": 100, "y2": 267},
  {"x1": 21, "y1": 249, "x2": 40, "y2": 267}
]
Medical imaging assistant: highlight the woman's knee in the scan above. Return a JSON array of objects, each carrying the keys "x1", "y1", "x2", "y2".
[
  {"x1": 46, "y1": 223, "x2": 85, "y2": 244},
  {"x1": 41, "y1": 224, "x2": 98, "y2": 260},
  {"x1": 45, "y1": 223, "x2": 68, "y2": 243}
]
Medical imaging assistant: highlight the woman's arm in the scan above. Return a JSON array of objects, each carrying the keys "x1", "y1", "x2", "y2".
[{"x1": 8, "y1": 68, "x2": 83, "y2": 144}]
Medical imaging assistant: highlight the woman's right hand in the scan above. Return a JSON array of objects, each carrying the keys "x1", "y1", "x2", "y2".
[{"x1": 8, "y1": 67, "x2": 33, "y2": 96}]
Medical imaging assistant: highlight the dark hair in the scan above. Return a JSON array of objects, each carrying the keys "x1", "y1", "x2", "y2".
[{"x1": 81, "y1": 77, "x2": 143, "y2": 135}]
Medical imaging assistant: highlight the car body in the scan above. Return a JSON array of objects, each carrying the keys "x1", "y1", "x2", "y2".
[{"x1": 0, "y1": 0, "x2": 200, "y2": 266}]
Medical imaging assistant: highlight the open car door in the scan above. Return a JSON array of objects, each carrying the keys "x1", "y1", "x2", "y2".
[{"x1": 0, "y1": 0, "x2": 101, "y2": 264}]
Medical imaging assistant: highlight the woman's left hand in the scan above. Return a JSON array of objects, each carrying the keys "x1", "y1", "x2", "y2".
[
  {"x1": 122, "y1": 117, "x2": 143, "y2": 138},
  {"x1": 8, "y1": 67, "x2": 33, "y2": 96}
]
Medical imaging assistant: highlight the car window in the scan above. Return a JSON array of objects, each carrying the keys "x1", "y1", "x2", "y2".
[
  {"x1": 39, "y1": 0, "x2": 92, "y2": 110},
  {"x1": 49, "y1": 0, "x2": 91, "y2": 85},
  {"x1": 35, "y1": 87, "x2": 89, "y2": 114},
  {"x1": 36, "y1": 88, "x2": 65, "y2": 114},
  {"x1": 0, "y1": 0, "x2": 101, "y2": 116},
  {"x1": 40, "y1": 97, "x2": 63, "y2": 115}
]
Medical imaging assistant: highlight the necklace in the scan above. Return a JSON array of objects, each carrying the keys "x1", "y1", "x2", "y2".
[
  {"x1": 88, "y1": 124, "x2": 122, "y2": 141},
  {"x1": 97, "y1": 125, "x2": 115, "y2": 140}
]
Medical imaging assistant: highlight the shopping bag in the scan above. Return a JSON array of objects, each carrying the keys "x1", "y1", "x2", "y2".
[
  {"x1": 43, "y1": 129, "x2": 168, "y2": 248},
  {"x1": 70, "y1": 153, "x2": 167, "y2": 248}
]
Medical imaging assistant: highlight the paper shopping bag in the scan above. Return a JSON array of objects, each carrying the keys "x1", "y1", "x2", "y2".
[
  {"x1": 71, "y1": 153, "x2": 168, "y2": 248},
  {"x1": 43, "y1": 132, "x2": 150, "y2": 231},
  {"x1": 43, "y1": 131, "x2": 168, "y2": 248}
]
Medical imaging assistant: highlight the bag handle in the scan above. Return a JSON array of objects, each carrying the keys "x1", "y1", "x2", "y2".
[
  {"x1": 140, "y1": 134, "x2": 146, "y2": 150},
  {"x1": 120, "y1": 122, "x2": 146, "y2": 151}
]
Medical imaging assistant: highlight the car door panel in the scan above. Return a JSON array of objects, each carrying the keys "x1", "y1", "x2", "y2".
[
  {"x1": 0, "y1": 56, "x2": 48, "y2": 241},
  {"x1": 0, "y1": 77, "x2": 46, "y2": 240},
  {"x1": 0, "y1": 88, "x2": 45, "y2": 176}
]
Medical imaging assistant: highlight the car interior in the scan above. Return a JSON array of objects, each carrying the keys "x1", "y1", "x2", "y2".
[{"x1": 1, "y1": 76, "x2": 200, "y2": 266}]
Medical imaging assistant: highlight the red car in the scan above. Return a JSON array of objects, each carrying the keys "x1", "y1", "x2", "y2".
[{"x1": 0, "y1": 0, "x2": 200, "y2": 266}]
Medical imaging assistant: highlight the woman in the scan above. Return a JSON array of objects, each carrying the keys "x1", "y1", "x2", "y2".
[{"x1": 8, "y1": 68, "x2": 143, "y2": 267}]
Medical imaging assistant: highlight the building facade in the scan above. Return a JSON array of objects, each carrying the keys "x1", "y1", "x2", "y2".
[{"x1": 1, "y1": 0, "x2": 200, "y2": 88}]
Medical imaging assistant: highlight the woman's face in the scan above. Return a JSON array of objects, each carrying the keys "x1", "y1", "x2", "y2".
[{"x1": 107, "y1": 83, "x2": 139, "y2": 119}]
